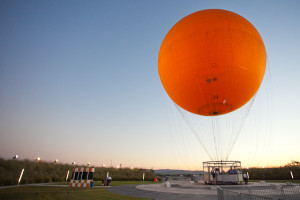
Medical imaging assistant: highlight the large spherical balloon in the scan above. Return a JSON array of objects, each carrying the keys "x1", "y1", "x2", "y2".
[{"x1": 158, "y1": 9, "x2": 266, "y2": 116}]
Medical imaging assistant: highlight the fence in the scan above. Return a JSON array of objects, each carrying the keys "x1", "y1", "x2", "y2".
[{"x1": 217, "y1": 184, "x2": 300, "y2": 200}]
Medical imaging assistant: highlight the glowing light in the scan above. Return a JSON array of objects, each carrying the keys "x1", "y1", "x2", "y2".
[{"x1": 36, "y1": 157, "x2": 40, "y2": 161}]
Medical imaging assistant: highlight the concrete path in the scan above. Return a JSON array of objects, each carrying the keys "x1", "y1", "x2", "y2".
[
  {"x1": 107, "y1": 183, "x2": 218, "y2": 200},
  {"x1": 107, "y1": 181, "x2": 291, "y2": 200}
]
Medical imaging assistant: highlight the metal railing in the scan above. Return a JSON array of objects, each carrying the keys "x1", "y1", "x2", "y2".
[{"x1": 217, "y1": 185, "x2": 300, "y2": 200}]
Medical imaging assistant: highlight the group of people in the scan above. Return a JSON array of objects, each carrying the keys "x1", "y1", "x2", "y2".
[
  {"x1": 211, "y1": 167, "x2": 249, "y2": 184},
  {"x1": 211, "y1": 167, "x2": 236, "y2": 176}
]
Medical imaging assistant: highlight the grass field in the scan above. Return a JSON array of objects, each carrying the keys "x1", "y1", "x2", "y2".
[{"x1": 0, "y1": 181, "x2": 155, "y2": 200}]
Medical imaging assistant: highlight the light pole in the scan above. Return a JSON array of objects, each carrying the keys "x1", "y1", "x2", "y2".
[{"x1": 18, "y1": 169, "x2": 24, "y2": 187}]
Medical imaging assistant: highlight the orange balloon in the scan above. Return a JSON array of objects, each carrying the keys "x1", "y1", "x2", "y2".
[{"x1": 158, "y1": 9, "x2": 266, "y2": 116}]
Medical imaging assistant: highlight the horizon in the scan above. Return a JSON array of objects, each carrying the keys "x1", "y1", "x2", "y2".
[{"x1": 2, "y1": 157, "x2": 298, "y2": 170}]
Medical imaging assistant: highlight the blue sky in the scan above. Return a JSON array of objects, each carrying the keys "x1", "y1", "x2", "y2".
[{"x1": 0, "y1": 0, "x2": 299, "y2": 170}]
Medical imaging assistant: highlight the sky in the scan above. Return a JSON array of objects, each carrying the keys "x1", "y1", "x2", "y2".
[{"x1": 0, "y1": 0, "x2": 300, "y2": 170}]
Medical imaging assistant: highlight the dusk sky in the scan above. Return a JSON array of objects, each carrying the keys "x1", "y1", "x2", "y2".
[{"x1": 1, "y1": 0, "x2": 300, "y2": 170}]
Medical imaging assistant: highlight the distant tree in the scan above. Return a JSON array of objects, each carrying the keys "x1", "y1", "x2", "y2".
[{"x1": 285, "y1": 160, "x2": 300, "y2": 167}]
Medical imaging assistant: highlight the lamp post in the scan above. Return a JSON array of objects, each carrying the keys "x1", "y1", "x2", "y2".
[
  {"x1": 66, "y1": 170, "x2": 70, "y2": 182},
  {"x1": 290, "y1": 171, "x2": 294, "y2": 180},
  {"x1": 18, "y1": 169, "x2": 24, "y2": 187}
]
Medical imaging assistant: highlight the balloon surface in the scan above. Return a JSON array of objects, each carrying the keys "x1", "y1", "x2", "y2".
[{"x1": 158, "y1": 9, "x2": 266, "y2": 116}]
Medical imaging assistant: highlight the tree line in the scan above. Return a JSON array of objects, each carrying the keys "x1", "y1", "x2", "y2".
[
  {"x1": 244, "y1": 161, "x2": 300, "y2": 180},
  {"x1": 0, "y1": 158, "x2": 155, "y2": 186}
]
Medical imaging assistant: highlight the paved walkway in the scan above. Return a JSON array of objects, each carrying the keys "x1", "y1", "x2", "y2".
[
  {"x1": 107, "y1": 183, "x2": 218, "y2": 200},
  {"x1": 107, "y1": 181, "x2": 292, "y2": 200}
]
